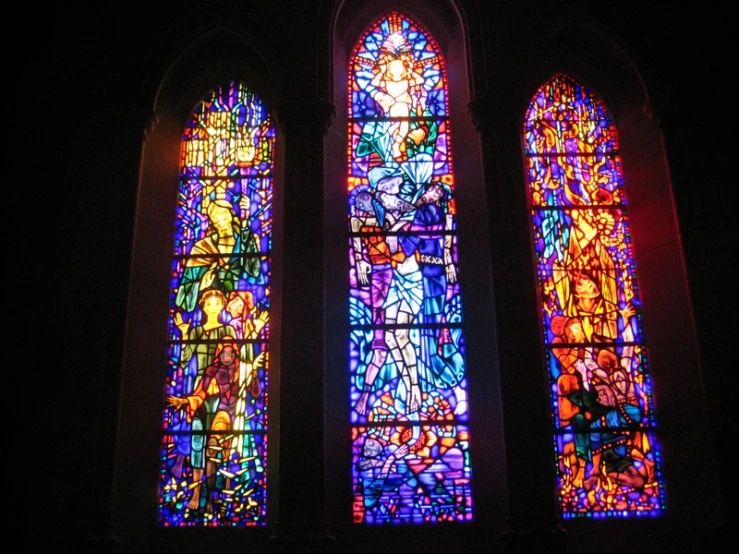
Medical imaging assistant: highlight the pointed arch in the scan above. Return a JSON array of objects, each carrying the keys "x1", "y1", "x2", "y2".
[
  {"x1": 346, "y1": 10, "x2": 475, "y2": 525},
  {"x1": 157, "y1": 81, "x2": 276, "y2": 527},
  {"x1": 523, "y1": 72, "x2": 666, "y2": 518}
]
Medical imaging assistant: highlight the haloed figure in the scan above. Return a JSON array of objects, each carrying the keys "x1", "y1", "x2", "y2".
[
  {"x1": 171, "y1": 289, "x2": 237, "y2": 479},
  {"x1": 175, "y1": 196, "x2": 261, "y2": 313},
  {"x1": 368, "y1": 32, "x2": 427, "y2": 159}
]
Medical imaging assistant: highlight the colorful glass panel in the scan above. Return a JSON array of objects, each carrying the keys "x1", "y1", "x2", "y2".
[
  {"x1": 347, "y1": 11, "x2": 474, "y2": 524},
  {"x1": 158, "y1": 81, "x2": 275, "y2": 526},
  {"x1": 524, "y1": 73, "x2": 666, "y2": 518}
]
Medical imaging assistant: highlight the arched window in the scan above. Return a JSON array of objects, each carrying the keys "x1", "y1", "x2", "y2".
[
  {"x1": 346, "y1": 11, "x2": 475, "y2": 525},
  {"x1": 158, "y1": 81, "x2": 275, "y2": 527},
  {"x1": 524, "y1": 73, "x2": 666, "y2": 518}
]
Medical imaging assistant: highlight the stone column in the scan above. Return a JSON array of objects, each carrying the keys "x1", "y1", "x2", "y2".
[
  {"x1": 267, "y1": 95, "x2": 338, "y2": 553},
  {"x1": 468, "y1": 93, "x2": 566, "y2": 553}
]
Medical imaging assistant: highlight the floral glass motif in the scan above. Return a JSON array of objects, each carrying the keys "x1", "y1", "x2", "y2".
[
  {"x1": 524, "y1": 73, "x2": 666, "y2": 518},
  {"x1": 347, "y1": 11, "x2": 474, "y2": 524},
  {"x1": 158, "y1": 81, "x2": 275, "y2": 526}
]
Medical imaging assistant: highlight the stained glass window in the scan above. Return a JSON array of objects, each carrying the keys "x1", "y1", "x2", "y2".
[
  {"x1": 158, "y1": 81, "x2": 275, "y2": 526},
  {"x1": 347, "y1": 11, "x2": 474, "y2": 525},
  {"x1": 524, "y1": 73, "x2": 666, "y2": 518}
]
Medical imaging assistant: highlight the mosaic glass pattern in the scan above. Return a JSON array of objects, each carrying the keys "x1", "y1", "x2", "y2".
[
  {"x1": 158, "y1": 81, "x2": 275, "y2": 526},
  {"x1": 347, "y1": 11, "x2": 474, "y2": 524},
  {"x1": 524, "y1": 73, "x2": 666, "y2": 518}
]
